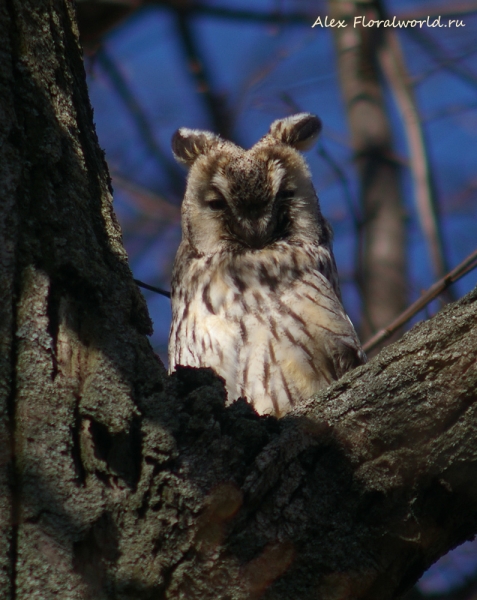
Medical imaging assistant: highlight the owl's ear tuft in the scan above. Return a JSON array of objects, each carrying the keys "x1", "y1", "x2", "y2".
[
  {"x1": 172, "y1": 128, "x2": 221, "y2": 167},
  {"x1": 268, "y1": 113, "x2": 322, "y2": 151}
]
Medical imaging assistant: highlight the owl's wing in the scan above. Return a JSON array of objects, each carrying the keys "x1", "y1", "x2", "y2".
[
  {"x1": 233, "y1": 266, "x2": 366, "y2": 416},
  {"x1": 289, "y1": 267, "x2": 367, "y2": 378}
]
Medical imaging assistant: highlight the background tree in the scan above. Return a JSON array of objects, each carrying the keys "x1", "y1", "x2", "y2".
[{"x1": 329, "y1": 0, "x2": 407, "y2": 339}]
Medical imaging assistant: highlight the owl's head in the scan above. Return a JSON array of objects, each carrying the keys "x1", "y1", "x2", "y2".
[{"x1": 172, "y1": 113, "x2": 327, "y2": 255}]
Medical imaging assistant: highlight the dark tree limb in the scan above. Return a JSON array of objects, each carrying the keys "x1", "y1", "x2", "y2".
[{"x1": 1, "y1": 2, "x2": 477, "y2": 599}]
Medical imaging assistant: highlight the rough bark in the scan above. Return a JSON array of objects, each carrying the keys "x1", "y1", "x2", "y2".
[
  {"x1": 328, "y1": 0, "x2": 407, "y2": 341},
  {"x1": 1, "y1": 1, "x2": 477, "y2": 599}
]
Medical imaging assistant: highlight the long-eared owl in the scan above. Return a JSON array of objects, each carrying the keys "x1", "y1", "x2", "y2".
[{"x1": 168, "y1": 113, "x2": 366, "y2": 417}]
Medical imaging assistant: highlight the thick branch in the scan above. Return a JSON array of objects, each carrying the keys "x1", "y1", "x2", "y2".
[{"x1": 150, "y1": 286, "x2": 477, "y2": 599}]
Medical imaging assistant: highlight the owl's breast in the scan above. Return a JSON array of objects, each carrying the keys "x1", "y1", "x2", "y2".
[{"x1": 169, "y1": 248, "x2": 363, "y2": 416}]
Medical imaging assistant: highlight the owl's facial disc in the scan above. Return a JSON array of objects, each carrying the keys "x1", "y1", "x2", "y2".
[
  {"x1": 184, "y1": 143, "x2": 319, "y2": 254},
  {"x1": 205, "y1": 158, "x2": 295, "y2": 249}
]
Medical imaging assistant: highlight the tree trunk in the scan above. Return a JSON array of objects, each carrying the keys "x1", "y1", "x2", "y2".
[
  {"x1": 328, "y1": 0, "x2": 407, "y2": 342},
  {"x1": 1, "y1": 2, "x2": 477, "y2": 599}
]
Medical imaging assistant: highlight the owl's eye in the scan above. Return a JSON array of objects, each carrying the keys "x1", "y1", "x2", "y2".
[
  {"x1": 276, "y1": 189, "x2": 294, "y2": 202},
  {"x1": 208, "y1": 198, "x2": 227, "y2": 211},
  {"x1": 206, "y1": 188, "x2": 227, "y2": 211}
]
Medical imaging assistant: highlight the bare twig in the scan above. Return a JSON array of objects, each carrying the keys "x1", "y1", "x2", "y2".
[
  {"x1": 363, "y1": 247, "x2": 477, "y2": 353},
  {"x1": 447, "y1": 177, "x2": 477, "y2": 211},
  {"x1": 406, "y1": 28, "x2": 477, "y2": 91},
  {"x1": 397, "y1": 1, "x2": 477, "y2": 21},
  {"x1": 111, "y1": 171, "x2": 181, "y2": 223},
  {"x1": 134, "y1": 278, "x2": 171, "y2": 298},
  {"x1": 157, "y1": 1, "x2": 477, "y2": 24},
  {"x1": 174, "y1": 10, "x2": 230, "y2": 138},
  {"x1": 424, "y1": 101, "x2": 477, "y2": 124},
  {"x1": 411, "y1": 45, "x2": 477, "y2": 88},
  {"x1": 316, "y1": 145, "x2": 362, "y2": 229},
  {"x1": 159, "y1": 2, "x2": 317, "y2": 24},
  {"x1": 317, "y1": 140, "x2": 376, "y2": 331},
  {"x1": 96, "y1": 47, "x2": 183, "y2": 191},
  {"x1": 379, "y1": 30, "x2": 452, "y2": 289}
]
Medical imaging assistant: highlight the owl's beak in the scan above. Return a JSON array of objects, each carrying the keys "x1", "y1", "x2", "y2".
[
  {"x1": 243, "y1": 229, "x2": 269, "y2": 249},
  {"x1": 230, "y1": 214, "x2": 274, "y2": 249},
  {"x1": 224, "y1": 192, "x2": 275, "y2": 248}
]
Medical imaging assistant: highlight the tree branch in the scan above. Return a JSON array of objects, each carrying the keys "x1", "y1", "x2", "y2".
[
  {"x1": 95, "y1": 46, "x2": 184, "y2": 192},
  {"x1": 364, "y1": 247, "x2": 477, "y2": 353},
  {"x1": 138, "y1": 286, "x2": 477, "y2": 600},
  {"x1": 405, "y1": 28, "x2": 477, "y2": 93},
  {"x1": 379, "y1": 30, "x2": 452, "y2": 290},
  {"x1": 174, "y1": 9, "x2": 231, "y2": 138},
  {"x1": 111, "y1": 170, "x2": 181, "y2": 223}
]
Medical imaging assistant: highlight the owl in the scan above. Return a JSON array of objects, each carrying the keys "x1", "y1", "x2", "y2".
[{"x1": 168, "y1": 113, "x2": 366, "y2": 417}]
